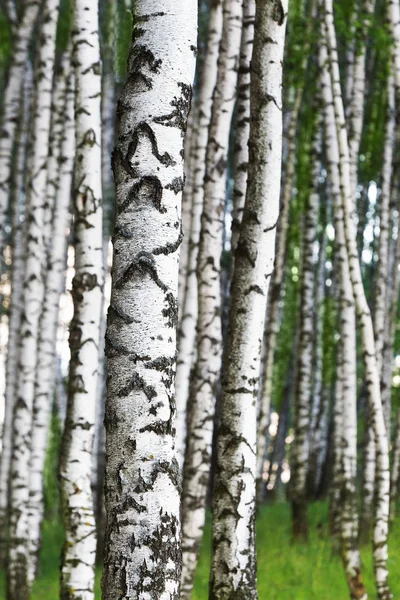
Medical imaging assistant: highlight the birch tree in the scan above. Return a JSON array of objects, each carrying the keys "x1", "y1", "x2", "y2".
[
  {"x1": 102, "y1": 2, "x2": 197, "y2": 598},
  {"x1": 27, "y1": 56, "x2": 75, "y2": 582},
  {"x1": 0, "y1": 60, "x2": 32, "y2": 566},
  {"x1": 180, "y1": 1, "x2": 242, "y2": 595},
  {"x1": 7, "y1": 1, "x2": 60, "y2": 594},
  {"x1": 210, "y1": 1, "x2": 288, "y2": 597},
  {"x1": 0, "y1": 0, "x2": 40, "y2": 255},
  {"x1": 324, "y1": 2, "x2": 391, "y2": 596},
  {"x1": 320, "y1": 37, "x2": 366, "y2": 597},
  {"x1": 175, "y1": 0, "x2": 223, "y2": 469},
  {"x1": 59, "y1": 2, "x2": 104, "y2": 598}
]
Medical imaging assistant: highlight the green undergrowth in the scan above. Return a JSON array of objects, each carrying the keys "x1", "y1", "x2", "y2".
[{"x1": 0, "y1": 502, "x2": 399, "y2": 599}]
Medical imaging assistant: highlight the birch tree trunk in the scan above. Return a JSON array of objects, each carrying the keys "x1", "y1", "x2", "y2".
[
  {"x1": 210, "y1": 2, "x2": 287, "y2": 597},
  {"x1": 320, "y1": 37, "x2": 366, "y2": 597},
  {"x1": 180, "y1": 1, "x2": 242, "y2": 595},
  {"x1": 27, "y1": 57, "x2": 75, "y2": 583},
  {"x1": 324, "y1": 3, "x2": 391, "y2": 596},
  {"x1": 256, "y1": 88, "x2": 302, "y2": 489},
  {"x1": 102, "y1": 2, "x2": 197, "y2": 598},
  {"x1": 0, "y1": 60, "x2": 32, "y2": 566},
  {"x1": 290, "y1": 120, "x2": 319, "y2": 541},
  {"x1": 59, "y1": 2, "x2": 104, "y2": 598},
  {"x1": 175, "y1": 0, "x2": 223, "y2": 469},
  {"x1": 0, "y1": 0, "x2": 40, "y2": 255},
  {"x1": 7, "y1": 1, "x2": 60, "y2": 595},
  {"x1": 230, "y1": 0, "x2": 255, "y2": 255}
]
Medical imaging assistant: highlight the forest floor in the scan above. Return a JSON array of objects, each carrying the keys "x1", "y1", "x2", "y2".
[{"x1": 0, "y1": 502, "x2": 399, "y2": 599}]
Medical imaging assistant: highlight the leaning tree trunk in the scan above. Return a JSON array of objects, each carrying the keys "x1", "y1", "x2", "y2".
[
  {"x1": 210, "y1": 2, "x2": 287, "y2": 598},
  {"x1": 27, "y1": 57, "x2": 75, "y2": 583},
  {"x1": 320, "y1": 37, "x2": 366, "y2": 598},
  {"x1": 59, "y1": 2, "x2": 104, "y2": 599},
  {"x1": 102, "y1": 2, "x2": 197, "y2": 599},
  {"x1": 175, "y1": 0, "x2": 223, "y2": 470},
  {"x1": 0, "y1": 59, "x2": 33, "y2": 566},
  {"x1": 290, "y1": 119, "x2": 320, "y2": 541},
  {"x1": 180, "y1": 0, "x2": 242, "y2": 596},
  {"x1": 324, "y1": 2, "x2": 391, "y2": 597},
  {"x1": 0, "y1": 0, "x2": 40, "y2": 256},
  {"x1": 7, "y1": 1, "x2": 60, "y2": 596}
]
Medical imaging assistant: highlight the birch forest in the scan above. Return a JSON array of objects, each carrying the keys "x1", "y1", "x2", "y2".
[{"x1": 3, "y1": 0, "x2": 400, "y2": 598}]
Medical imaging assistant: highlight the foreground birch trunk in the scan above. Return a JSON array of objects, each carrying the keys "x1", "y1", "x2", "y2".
[
  {"x1": 28, "y1": 57, "x2": 75, "y2": 582},
  {"x1": 7, "y1": 1, "x2": 60, "y2": 595},
  {"x1": 324, "y1": 2, "x2": 391, "y2": 596},
  {"x1": 180, "y1": 0, "x2": 242, "y2": 595},
  {"x1": 175, "y1": 0, "x2": 223, "y2": 469},
  {"x1": 0, "y1": 0, "x2": 40, "y2": 256},
  {"x1": 59, "y1": 2, "x2": 103, "y2": 598},
  {"x1": 0, "y1": 59, "x2": 33, "y2": 566},
  {"x1": 102, "y1": 2, "x2": 197, "y2": 598},
  {"x1": 210, "y1": 1, "x2": 287, "y2": 597},
  {"x1": 320, "y1": 39, "x2": 366, "y2": 598}
]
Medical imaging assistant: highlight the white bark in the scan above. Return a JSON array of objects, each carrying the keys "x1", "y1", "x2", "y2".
[
  {"x1": 256, "y1": 88, "x2": 303, "y2": 486},
  {"x1": 323, "y1": 3, "x2": 391, "y2": 597},
  {"x1": 175, "y1": 0, "x2": 223, "y2": 470},
  {"x1": 230, "y1": 0, "x2": 255, "y2": 255},
  {"x1": 0, "y1": 60, "x2": 33, "y2": 564},
  {"x1": 210, "y1": 1, "x2": 287, "y2": 597},
  {"x1": 102, "y1": 2, "x2": 197, "y2": 598},
  {"x1": 0, "y1": 0, "x2": 40, "y2": 254},
  {"x1": 290, "y1": 120, "x2": 319, "y2": 540},
  {"x1": 7, "y1": 1, "x2": 60, "y2": 595},
  {"x1": 320, "y1": 37, "x2": 366, "y2": 597},
  {"x1": 27, "y1": 57, "x2": 75, "y2": 583},
  {"x1": 180, "y1": 0, "x2": 242, "y2": 595},
  {"x1": 59, "y1": 2, "x2": 104, "y2": 599}
]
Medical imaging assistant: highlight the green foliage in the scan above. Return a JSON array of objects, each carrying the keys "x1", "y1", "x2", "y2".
[
  {"x1": 43, "y1": 411, "x2": 63, "y2": 521},
  {"x1": 115, "y1": 0, "x2": 133, "y2": 82}
]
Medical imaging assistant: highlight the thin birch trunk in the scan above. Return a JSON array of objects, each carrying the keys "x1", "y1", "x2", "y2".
[
  {"x1": 27, "y1": 58, "x2": 75, "y2": 583},
  {"x1": 324, "y1": 3, "x2": 391, "y2": 596},
  {"x1": 320, "y1": 38, "x2": 366, "y2": 597},
  {"x1": 179, "y1": 0, "x2": 242, "y2": 594},
  {"x1": 175, "y1": 0, "x2": 223, "y2": 470},
  {"x1": 7, "y1": 1, "x2": 60, "y2": 595},
  {"x1": 348, "y1": 0, "x2": 375, "y2": 199},
  {"x1": 0, "y1": 60, "x2": 32, "y2": 566},
  {"x1": 256, "y1": 89, "x2": 302, "y2": 489},
  {"x1": 210, "y1": 2, "x2": 287, "y2": 596},
  {"x1": 102, "y1": 2, "x2": 197, "y2": 598},
  {"x1": 0, "y1": 0, "x2": 40, "y2": 255},
  {"x1": 290, "y1": 121, "x2": 320, "y2": 541},
  {"x1": 230, "y1": 0, "x2": 255, "y2": 255},
  {"x1": 59, "y1": 2, "x2": 104, "y2": 598}
]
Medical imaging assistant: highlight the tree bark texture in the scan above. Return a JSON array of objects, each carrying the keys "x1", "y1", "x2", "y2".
[{"x1": 102, "y1": 2, "x2": 197, "y2": 599}]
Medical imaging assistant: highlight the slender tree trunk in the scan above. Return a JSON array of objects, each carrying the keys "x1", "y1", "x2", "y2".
[
  {"x1": 0, "y1": 59, "x2": 32, "y2": 566},
  {"x1": 210, "y1": 2, "x2": 287, "y2": 597},
  {"x1": 256, "y1": 89, "x2": 302, "y2": 490},
  {"x1": 290, "y1": 120, "x2": 320, "y2": 542},
  {"x1": 175, "y1": 0, "x2": 223, "y2": 470},
  {"x1": 230, "y1": 0, "x2": 255, "y2": 255},
  {"x1": 7, "y1": 2, "x2": 60, "y2": 596},
  {"x1": 179, "y1": 0, "x2": 242, "y2": 594},
  {"x1": 27, "y1": 57, "x2": 75, "y2": 583},
  {"x1": 0, "y1": 0, "x2": 40, "y2": 255},
  {"x1": 102, "y1": 2, "x2": 197, "y2": 598},
  {"x1": 59, "y1": 2, "x2": 104, "y2": 598},
  {"x1": 324, "y1": 3, "x2": 391, "y2": 597},
  {"x1": 321, "y1": 31, "x2": 367, "y2": 598}
]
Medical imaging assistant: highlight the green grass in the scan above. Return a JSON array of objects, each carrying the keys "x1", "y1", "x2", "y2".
[{"x1": 1, "y1": 503, "x2": 399, "y2": 599}]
